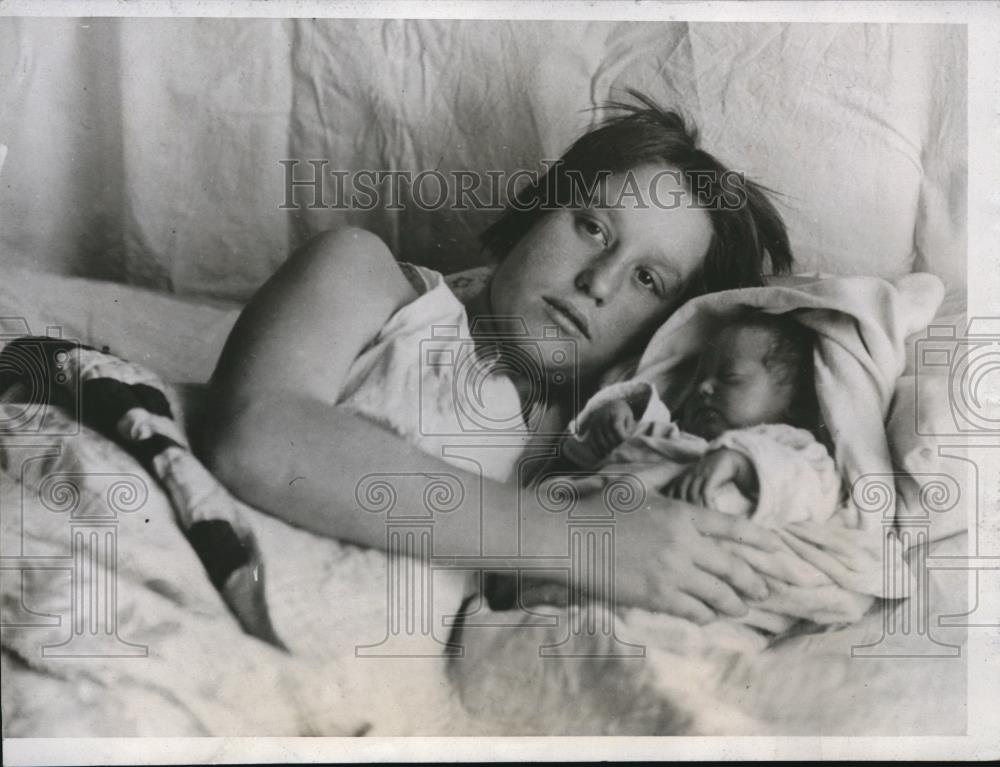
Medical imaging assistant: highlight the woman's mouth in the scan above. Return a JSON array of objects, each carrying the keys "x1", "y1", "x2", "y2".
[{"x1": 542, "y1": 296, "x2": 591, "y2": 339}]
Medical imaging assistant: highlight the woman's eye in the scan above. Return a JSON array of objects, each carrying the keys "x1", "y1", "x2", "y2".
[
  {"x1": 578, "y1": 217, "x2": 608, "y2": 246},
  {"x1": 636, "y1": 268, "x2": 660, "y2": 293}
]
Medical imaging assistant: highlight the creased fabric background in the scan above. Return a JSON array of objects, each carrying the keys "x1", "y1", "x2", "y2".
[{"x1": 0, "y1": 19, "x2": 966, "y2": 300}]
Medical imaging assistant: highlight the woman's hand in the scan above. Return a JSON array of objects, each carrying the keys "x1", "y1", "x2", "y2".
[
  {"x1": 662, "y1": 448, "x2": 759, "y2": 510},
  {"x1": 608, "y1": 494, "x2": 779, "y2": 623}
]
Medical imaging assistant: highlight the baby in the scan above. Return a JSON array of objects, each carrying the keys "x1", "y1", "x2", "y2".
[
  {"x1": 485, "y1": 312, "x2": 845, "y2": 621},
  {"x1": 560, "y1": 311, "x2": 841, "y2": 526}
]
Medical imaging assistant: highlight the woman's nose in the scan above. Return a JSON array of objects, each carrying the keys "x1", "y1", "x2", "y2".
[
  {"x1": 697, "y1": 378, "x2": 715, "y2": 399},
  {"x1": 575, "y1": 255, "x2": 625, "y2": 307}
]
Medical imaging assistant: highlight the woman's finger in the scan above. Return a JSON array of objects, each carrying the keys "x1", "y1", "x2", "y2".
[
  {"x1": 589, "y1": 426, "x2": 603, "y2": 456},
  {"x1": 676, "y1": 473, "x2": 693, "y2": 503},
  {"x1": 694, "y1": 509, "x2": 783, "y2": 551},
  {"x1": 658, "y1": 591, "x2": 717, "y2": 626},
  {"x1": 702, "y1": 465, "x2": 728, "y2": 504},
  {"x1": 680, "y1": 567, "x2": 748, "y2": 618},
  {"x1": 593, "y1": 424, "x2": 609, "y2": 456},
  {"x1": 663, "y1": 474, "x2": 681, "y2": 499},
  {"x1": 623, "y1": 411, "x2": 636, "y2": 433},
  {"x1": 614, "y1": 412, "x2": 632, "y2": 441},
  {"x1": 695, "y1": 544, "x2": 770, "y2": 601},
  {"x1": 679, "y1": 472, "x2": 694, "y2": 502},
  {"x1": 685, "y1": 472, "x2": 699, "y2": 500},
  {"x1": 662, "y1": 477, "x2": 680, "y2": 499},
  {"x1": 601, "y1": 422, "x2": 618, "y2": 453},
  {"x1": 690, "y1": 475, "x2": 707, "y2": 506},
  {"x1": 683, "y1": 474, "x2": 698, "y2": 503},
  {"x1": 561, "y1": 437, "x2": 586, "y2": 466}
]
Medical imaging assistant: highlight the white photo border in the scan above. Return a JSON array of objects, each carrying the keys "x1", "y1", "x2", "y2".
[{"x1": 1, "y1": 0, "x2": 997, "y2": 763}]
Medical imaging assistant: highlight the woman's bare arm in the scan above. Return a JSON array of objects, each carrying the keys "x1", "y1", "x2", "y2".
[
  {"x1": 201, "y1": 226, "x2": 534, "y2": 556},
  {"x1": 208, "y1": 227, "x2": 415, "y2": 409},
  {"x1": 199, "y1": 228, "x2": 777, "y2": 620}
]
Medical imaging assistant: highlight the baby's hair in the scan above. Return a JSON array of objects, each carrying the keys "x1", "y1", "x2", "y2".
[
  {"x1": 732, "y1": 312, "x2": 824, "y2": 440},
  {"x1": 480, "y1": 89, "x2": 793, "y2": 295}
]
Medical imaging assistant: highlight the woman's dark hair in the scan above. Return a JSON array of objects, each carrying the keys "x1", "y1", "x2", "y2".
[{"x1": 480, "y1": 90, "x2": 793, "y2": 296}]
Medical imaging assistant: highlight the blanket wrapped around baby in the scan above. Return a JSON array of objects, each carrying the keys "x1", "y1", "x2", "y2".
[{"x1": 609, "y1": 271, "x2": 947, "y2": 629}]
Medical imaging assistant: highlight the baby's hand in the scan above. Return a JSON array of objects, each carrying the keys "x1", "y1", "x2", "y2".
[
  {"x1": 584, "y1": 398, "x2": 636, "y2": 457},
  {"x1": 561, "y1": 397, "x2": 637, "y2": 468},
  {"x1": 662, "y1": 448, "x2": 759, "y2": 509}
]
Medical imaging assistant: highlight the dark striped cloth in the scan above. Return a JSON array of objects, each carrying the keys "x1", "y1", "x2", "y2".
[{"x1": 0, "y1": 336, "x2": 284, "y2": 648}]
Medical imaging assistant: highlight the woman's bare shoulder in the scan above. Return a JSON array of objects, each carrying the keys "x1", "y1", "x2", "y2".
[
  {"x1": 209, "y1": 227, "x2": 419, "y2": 403},
  {"x1": 286, "y1": 227, "x2": 418, "y2": 302}
]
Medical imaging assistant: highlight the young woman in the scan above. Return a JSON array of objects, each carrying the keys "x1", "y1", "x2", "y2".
[{"x1": 201, "y1": 94, "x2": 792, "y2": 625}]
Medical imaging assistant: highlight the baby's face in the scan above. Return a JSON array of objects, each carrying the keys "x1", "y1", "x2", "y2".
[{"x1": 678, "y1": 324, "x2": 796, "y2": 440}]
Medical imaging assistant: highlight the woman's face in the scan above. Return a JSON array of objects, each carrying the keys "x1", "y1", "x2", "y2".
[{"x1": 489, "y1": 164, "x2": 713, "y2": 383}]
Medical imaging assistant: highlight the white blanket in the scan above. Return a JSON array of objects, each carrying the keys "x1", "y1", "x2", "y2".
[
  {"x1": 625, "y1": 272, "x2": 948, "y2": 601},
  {"x1": 0, "y1": 401, "x2": 472, "y2": 736}
]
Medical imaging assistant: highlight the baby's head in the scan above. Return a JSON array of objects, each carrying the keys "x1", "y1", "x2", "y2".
[{"x1": 678, "y1": 312, "x2": 817, "y2": 440}]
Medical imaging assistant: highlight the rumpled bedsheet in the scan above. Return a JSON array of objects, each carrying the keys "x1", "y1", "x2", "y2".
[
  {"x1": 0, "y1": 341, "x2": 473, "y2": 736},
  {"x1": 0, "y1": 403, "x2": 364, "y2": 736}
]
